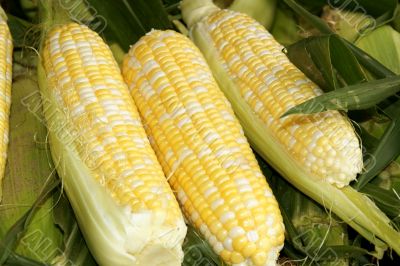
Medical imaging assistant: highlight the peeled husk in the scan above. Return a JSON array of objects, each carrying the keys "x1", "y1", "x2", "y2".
[{"x1": 0, "y1": 53, "x2": 63, "y2": 262}]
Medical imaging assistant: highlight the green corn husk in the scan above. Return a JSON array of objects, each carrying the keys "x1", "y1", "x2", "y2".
[
  {"x1": 258, "y1": 159, "x2": 350, "y2": 266},
  {"x1": 321, "y1": 5, "x2": 375, "y2": 42},
  {"x1": 50, "y1": 191, "x2": 97, "y2": 266},
  {"x1": 374, "y1": 159, "x2": 400, "y2": 192},
  {"x1": 356, "y1": 25, "x2": 400, "y2": 75},
  {"x1": 359, "y1": 117, "x2": 400, "y2": 224},
  {"x1": 0, "y1": 52, "x2": 63, "y2": 263},
  {"x1": 362, "y1": 117, "x2": 400, "y2": 191},
  {"x1": 60, "y1": 0, "x2": 98, "y2": 27},
  {"x1": 229, "y1": 0, "x2": 277, "y2": 29},
  {"x1": 108, "y1": 42, "x2": 126, "y2": 66},
  {"x1": 355, "y1": 24, "x2": 400, "y2": 199},
  {"x1": 213, "y1": 0, "x2": 233, "y2": 9},
  {"x1": 181, "y1": 0, "x2": 400, "y2": 256},
  {"x1": 290, "y1": 204, "x2": 349, "y2": 266},
  {"x1": 359, "y1": 116, "x2": 400, "y2": 226},
  {"x1": 392, "y1": 4, "x2": 400, "y2": 32},
  {"x1": 361, "y1": 118, "x2": 390, "y2": 140},
  {"x1": 182, "y1": 226, "x2": 225, "y2": 266},
  {"x1": 20, "y1": 0, "x2": 38, "y2": 20},
  {"x1": 290, "y1": 198, "x2": 349, "y2": 266},
  {"x1": 270, "y1": 4, "x2": 301, "y2": 46},
  {"x1": 359, "y1": 136, "x2": 400, "y2": 228}
]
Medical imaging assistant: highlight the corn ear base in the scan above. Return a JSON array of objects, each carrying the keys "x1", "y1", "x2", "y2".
[{"x1": 188, "y1": 13, "x2": 400, "y2": 256}]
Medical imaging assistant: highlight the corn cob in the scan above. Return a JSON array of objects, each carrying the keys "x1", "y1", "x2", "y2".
[
  {"x1": 181, "y1": 0, "x2": 400, "y2": 256},
  {"x1": 122, "y1": 29, "x2": 284, "y2": 266},
  {"x1": 181, "y1": 0, "x2": 362, "y2": 188},
  {"x1": 0, "y1": 10, "x2": 12, "y2": 201},
  {"x1": 38, "y1": 23, "x2": 186, "y2": 266}
]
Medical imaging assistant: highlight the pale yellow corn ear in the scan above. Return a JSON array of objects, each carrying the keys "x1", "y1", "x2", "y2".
[
  {"x1": 0, "y1": 14, "x2": 12, "y2": 201},
  {"x1": 182, "y1": 0, "x2": 363, "y2": 187},
  {"x1": 180, "y1": 1, "x2": 400, "y2": 256},
  {"x1": 122, "y1": 29, "x2": 284, "y2": 266},
  {"x1": 39, "y1": 23, "x2": 186, "y2": 266}
]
